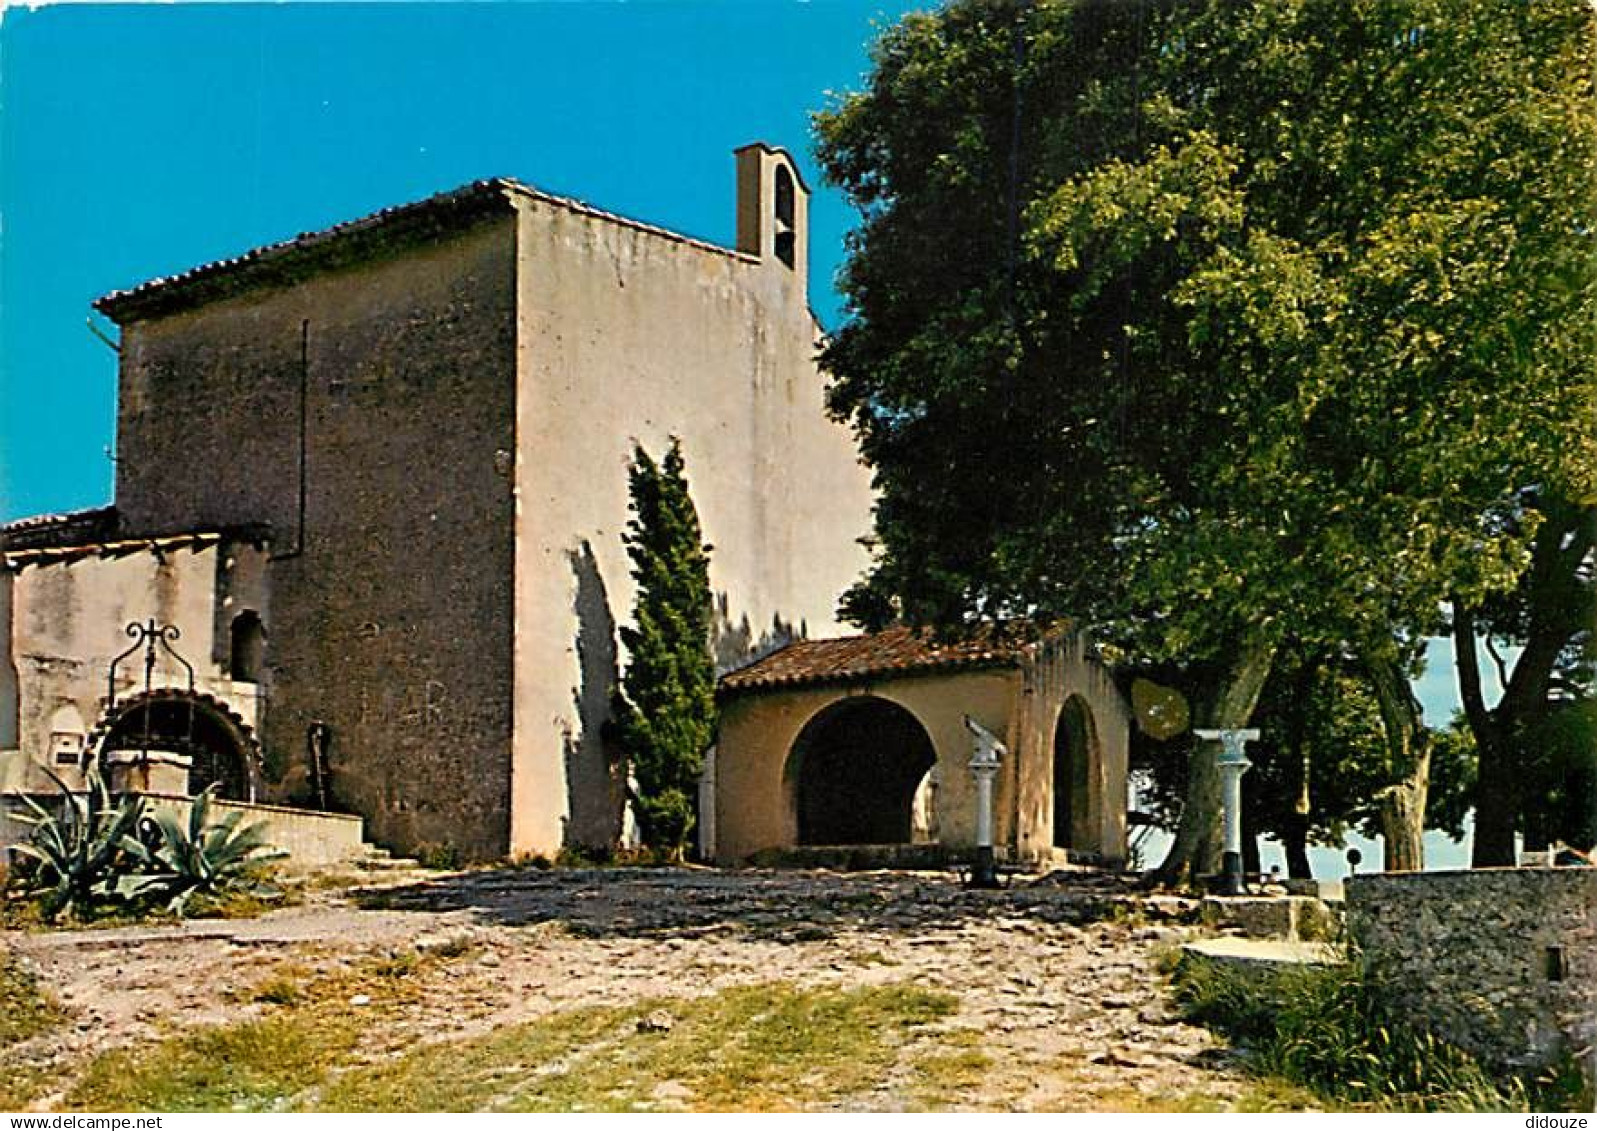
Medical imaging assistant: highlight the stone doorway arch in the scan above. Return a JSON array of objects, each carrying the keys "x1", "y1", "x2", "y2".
[
  {"x1": 1052, "y1": 695, "x2": 1096, "y2": 850},
  {"x1": 93, "y1": 690, "x2": 261, "y2": 801},
  {"x1": 786, "y1": 696, "x2": 936, "y2": 845}
]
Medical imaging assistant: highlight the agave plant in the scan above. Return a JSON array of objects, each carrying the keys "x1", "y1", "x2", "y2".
[
  {"x1": 138, "y1": 787, "x2": 285, "y2": 914},
  {"x1": 8, "y1": 765, "x2": 149, "y2": 920}
]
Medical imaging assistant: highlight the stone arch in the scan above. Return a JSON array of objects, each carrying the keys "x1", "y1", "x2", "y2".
[
  {"x1": 773, "y1": 165, "x2": 797, "y2": 268},
  {"x1": 785, "y1": 695, "x2": 936, "y2": 845},
  {"x1": 1051, "y1": 694, "x2": 1097, "y2": 850},
  {"x1": 92, "y1": 689, "x2": 261, "y2": 801}
]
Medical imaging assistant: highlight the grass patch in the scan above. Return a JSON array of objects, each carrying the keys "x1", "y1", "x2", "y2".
[
  {"x1": 317, "y1": 982, "x2": 959, "y2": 1112},
  {"x1": 1170, "y1": 956, "x2": 1584, "y2": 1112},
  {"x1": 72, "y1": 1016, "x2": 332, "y2": 1112},
  {"x1": 0, "y1": 952, "x2": 69, "y2": 1111},
  {"x1": 66, "y1": 951, "x2": 440, "y2": 1112},
  {"x1": 0, "y1": 953, "x2": 64, "y2": 1051},
  {"x1": 908, "y1": 1030, "x2": 991, "y2": 1111},
  {"x1": 61, "y1": 952, "x2": 960, "y2": 1114}
]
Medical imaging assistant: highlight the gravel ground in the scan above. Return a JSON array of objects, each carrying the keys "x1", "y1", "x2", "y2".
[{"x1": 2, "y1": 866, "x2": 1249, "y2": 1111}]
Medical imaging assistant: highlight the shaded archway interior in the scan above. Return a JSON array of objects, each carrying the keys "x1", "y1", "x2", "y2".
[
  {"x1": 1053, "y1": 695, "x2": 1095, "y2": 850},
  {"x1": 789, "y1": 696, "x2": 936, "y2": 845},
  {"x1": 99, "y1": 695, "x2": 255, "y2": 800}
]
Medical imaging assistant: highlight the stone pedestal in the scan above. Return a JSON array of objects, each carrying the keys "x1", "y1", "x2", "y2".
[{"x1": 104, "y1": 748, "x2": 192, "y2": 796}]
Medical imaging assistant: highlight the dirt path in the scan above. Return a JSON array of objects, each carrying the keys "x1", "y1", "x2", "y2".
[{"x1": 3, "y1": 867, "x2": 1248, "y2": 1111}]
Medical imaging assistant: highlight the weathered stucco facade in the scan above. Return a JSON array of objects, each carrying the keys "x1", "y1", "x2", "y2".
[
  {"x1": 712, "y1": 627, "x2": 1130, "y2": 868},
  {"x1": 3, "y1": 145, "x2": 874, "y2": 862},
  {"x1": 0, "y1": 531, "x2": 269, "y2": 799}
]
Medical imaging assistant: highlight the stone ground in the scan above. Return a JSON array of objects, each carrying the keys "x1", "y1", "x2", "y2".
[{"x1": 2, "y1": 865, "x2": 1259, "y2": 1111}]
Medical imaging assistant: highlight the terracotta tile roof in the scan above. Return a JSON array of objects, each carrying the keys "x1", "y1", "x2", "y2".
[
  {"x1": 718, "y1": 625, "x2": 1027, "y2": 694},
  {"x1": 94, "y1": 177, "x2": 756, "y2": 324},
  {"x1": 2, "y1": 526, "x2": 268, "y2": 571},
  {"x1": 0, "y1": 506, "x2": 118, "y2": 552}
]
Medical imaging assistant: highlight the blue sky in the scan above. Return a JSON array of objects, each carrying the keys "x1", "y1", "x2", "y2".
[{"x1": 0, "y1": 0, "x2": 922, "y2": 523}]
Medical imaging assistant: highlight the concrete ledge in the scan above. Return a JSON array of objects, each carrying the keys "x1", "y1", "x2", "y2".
[
  {"x1": 1201, "y1": 894, "x2": 1341, "y2": 941},
  {"x1": 1182, "y1": 937, "x2": 1344, "y2": 970}
]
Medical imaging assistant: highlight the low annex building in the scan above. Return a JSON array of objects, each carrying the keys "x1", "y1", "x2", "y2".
[
  {"x1": 711, "y1": 625, "x2": 1131, "y2": 867},
  {"x1": 1, "y1": 144, "x2": 875, "y2": 862}
]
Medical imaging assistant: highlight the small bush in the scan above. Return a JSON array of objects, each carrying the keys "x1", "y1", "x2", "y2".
[
  {"x1": 412, "y1": 843, "x2": 462, "y2": 871},
  {"x1": 1171, "y1": 957, "x2": 1579, "y2": 1111}
]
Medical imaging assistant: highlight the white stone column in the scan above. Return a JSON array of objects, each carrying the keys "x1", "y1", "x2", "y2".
[
  {"x1": 964, "y1": 716, "x2": 1006, "y2": 889},
  {"x1": 1195, "y1": 727, "x2": 1259, "y2": 895}
]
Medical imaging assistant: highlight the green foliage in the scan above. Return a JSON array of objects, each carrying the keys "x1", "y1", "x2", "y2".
[
  {"x1": 136, "y1": 787, "x2": 285, "y2": 915},
  {"x1": 7, "y1": 766, "x2": 150, "y2": 920},
  {"x1": 1171, "y1": 958, "x2": 1581, "y2": 1112},
  {"x1": 5, "y1": 769, "x2": 285, "y2": 922},
  {"x1": 414, "y1": 842, "x2": 463, "y2": 871},
  {"x1": 0, "y1": 953, "x2": 63, "y2": 1051},
  {"x1": 1134, "y1": 649, "x2": 1477, "y2": 863},
  {"x1": 815, "y1": 0, "x2": 1594, "y2": 875},
  {"x1": 1456, "y1": 494, "x2": 1594, "y2": 860},
  {"x1": 612, "y1": 439, "x2": 717, "y2": 859}
]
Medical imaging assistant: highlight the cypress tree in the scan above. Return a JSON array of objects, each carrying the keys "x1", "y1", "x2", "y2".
[{"x1": 613, "y1": 438, "x2": 717, "y2": 859}]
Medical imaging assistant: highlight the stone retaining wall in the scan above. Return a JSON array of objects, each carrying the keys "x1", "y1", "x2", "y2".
[
  {"x1": 1346, "y1": 868, "x2": 1596, "y2": 1085},
  {"x1": 2, "y1": 793, "x2": 365, "y2": 868},
  {"x1": 136, "y1": 794, "x2": 365, "y2": 867}
]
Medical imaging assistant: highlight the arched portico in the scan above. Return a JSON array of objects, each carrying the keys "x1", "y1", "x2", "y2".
[
  {"x1": 1052, "y1": 695, "x2": 1097, "y2": 850},
  {"x1": 785, "y1": 695, "x2": 936, "y2": 845},
  {"x1": 713, "y1": 625, "x2": 1130, "y2": 867}
]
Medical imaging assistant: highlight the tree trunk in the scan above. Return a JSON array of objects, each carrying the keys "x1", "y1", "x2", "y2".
[
  {"x1": 1377, "y1": 766, "x2": 1428, "y2": 871},
  {"x1": 1455, "y1": 602, "x2": 1517, "y2": 866},
  {"x1": 1282, "y1": 811, "x2": 1313, "y2": 879},
  {"x1": 1283, "y1": 659, "x2": 1315, "y2": 880},
  {"x1": 1242, "y1": 829, "x2": 1261, "y2": 878},
  {"x1": 1366, "y1": 651, "x2": 1430, "y2": 872},
  {"x1": 1154, "y1": 632, "x2": 1277, "y2": 886}
]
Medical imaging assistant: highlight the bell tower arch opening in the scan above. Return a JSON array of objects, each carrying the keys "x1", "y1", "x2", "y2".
[
  {"x1": 1052, "y1": 695, "x2": 1096, "y2": 850},
  {"x1": 786, "y1": 696, "x2": 936, "y2": 845}
]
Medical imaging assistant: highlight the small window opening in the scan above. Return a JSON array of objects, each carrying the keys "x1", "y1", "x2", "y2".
[
  {"x1": 230, "y1": 611, "x2": 266, "y2": 682},
  {"x1": 47, "y1": 705, "x2": 86, "y2": 768},
  {"x1": 51, "y1": 732, "x2": 84, "y2": 767},
  {"x1": 774, "y1": 166, "x2": 796, "y2": 269},
  {"x1": 1546, "y1": 945, "x2": 1566, "y2": 983}
]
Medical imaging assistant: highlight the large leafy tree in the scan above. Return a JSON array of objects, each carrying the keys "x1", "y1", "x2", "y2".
[
  {"x1": 817, "y1": 0, "x2": 1594, "y2": 880},
  {"x1": 612, "y1": 439, "x2": 717, "y2": 860},
  {"x1": 1455, "y1": 494, "x2": 1596, "y2": 863}
]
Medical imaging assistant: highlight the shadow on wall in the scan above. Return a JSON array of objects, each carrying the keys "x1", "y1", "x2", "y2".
[
  {"x1": 712, "y1": 592, "x2": 803, "y2": 675},
  {"x1": 564, "y1": 542, "x2": 626, "y2": 851}
]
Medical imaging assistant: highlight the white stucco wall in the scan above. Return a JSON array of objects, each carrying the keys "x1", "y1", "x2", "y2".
[{"x1": 509, "y1": 151, "x2": 874, "y2": 856}]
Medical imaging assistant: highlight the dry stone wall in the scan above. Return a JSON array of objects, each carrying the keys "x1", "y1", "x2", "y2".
[{"x1": 1346, "y1": 868, "x2": 1596, "y2": 1085}]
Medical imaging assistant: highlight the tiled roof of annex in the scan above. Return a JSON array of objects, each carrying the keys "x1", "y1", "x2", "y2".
[
  {"x1": 1, "y1": 508, "x2": 269, "y2": 570},
  {"x1": 718, "y1": 625, "x2": 1039, "y2": 695},
  {"x1": 93, "y1": 177, "x2": 757, "y2": 324}
]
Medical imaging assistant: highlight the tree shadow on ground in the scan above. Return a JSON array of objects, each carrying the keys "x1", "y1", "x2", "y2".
[{"x1": 349, "y1": 866, "x2": 1193, "y2": 942}]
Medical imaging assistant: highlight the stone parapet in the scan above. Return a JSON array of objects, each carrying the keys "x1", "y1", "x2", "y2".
[{"x1": 1346, "y1": 868, "x2": 1596, "y2": 1085}]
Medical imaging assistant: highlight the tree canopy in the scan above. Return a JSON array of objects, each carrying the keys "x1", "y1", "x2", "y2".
[{"x1": 816, "y1": 0, "x2": 1595, "y2": 877}]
